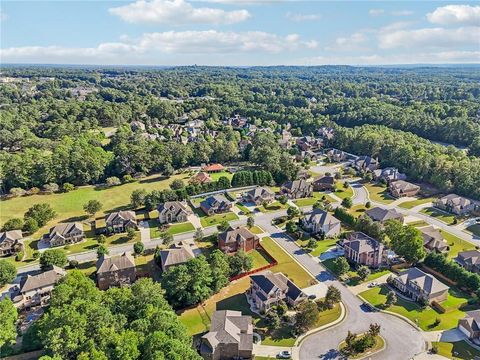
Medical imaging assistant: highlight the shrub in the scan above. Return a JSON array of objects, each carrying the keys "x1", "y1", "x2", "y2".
[
  {"x1": 69, "y1": 260, "x2": 79, "y2": 268},
  {"x1": 43, "y1": 183, "x2": 59, "y2": 193},
  {"x1": 15, "y1": 251, "x2": 24, "y2": 261},
  {"x1": 9, "y1": 187, "x2": 26, "y2": 197},
  {"x1": 62, "y1": 183, "x2": 75, "y2": 192},
  {"x1": 134, "y1": 241, "x2": 144, "y2": 255},
  {"x1": 122, "y1": 174, "x2": 134, "y2": 183},
  {"x1": 28, "y1": 187, "x2": 40, "y2": 195},
  {"x1": 2, "y1": 218, "x2": 24, "y2": 231},
  {"x1": 106, "y1": 177, "x2": 121, "y2": 187}
]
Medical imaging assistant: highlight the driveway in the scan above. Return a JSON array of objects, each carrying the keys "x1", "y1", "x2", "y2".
[{"x1": 350, "y1": 181, "x2": 369, "y2": 205}]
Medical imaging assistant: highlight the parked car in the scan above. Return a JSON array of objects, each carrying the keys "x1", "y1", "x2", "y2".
[
  {"x1": 308, "y1": 294, "x2": 317, "y2": 300},
  {"x1": 277, "y1": 351, "x2": 292, "y2": 359},
  {"x1": 368, "y1": 282, "x2": 378, "y2": 288}
]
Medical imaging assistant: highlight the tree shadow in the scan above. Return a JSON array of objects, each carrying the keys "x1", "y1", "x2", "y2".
[
  {"x1": 139, "y1": 175, "x2": 168, "y2": 184},
  {"x1": 61, "y1": 215, "x2": 89, "y2": 223}
]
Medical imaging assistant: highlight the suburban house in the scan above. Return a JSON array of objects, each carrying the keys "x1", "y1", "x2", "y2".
[
  {"x1": 96, "y1": 252, "x2": 136, "y2": 290},
  {"x1": 296, "y1": 136, "x2": 322, "y2": 152},
  {"x1": 105, "y1": 211, "x2": 137, "y2": 233},
  {"x1": 225, "y1": 114, "x2": 248, "y2": 129},
  {"x1": 301, "y1": 209, "x2": 341, "y2": 237},
  {"x1": 326, "y1": 149, "x2": 347, "y2": 162},
  {"x1": 455, "y1": 250, "x2": 480, "y2": 273},
  {"x1": 45, "y1": 222, "x2": 85, "y2": 247},
  {"x1": 392, "y1": 267, "x2": 449, "y2": 304},
  {"x1": 365, "y1": 207, "x2": 404, "y2": 224},
  {"x1": 389, "y1": 180, "x2": 421, "y2": 198},
  {"x1": 218, "y1": 227, "x2": 259, "y2": 253},
  {"x1": 0, "y1": 230, "x2": 24, "y2": 256},
  {"x1": 296, "y1": 150, "x2": 318, "y2": 162},
  {"x1": 312, "y1": 176, "x2": 335, "y2": 191},
  {"x1": 200, "y1": 194, "x2": 232, "y2": 215},
  {"x1": 203, "y1": 163, "x2": 225, "y2": 173},
  {"x1": 281, "y1": 179, "x2": 313, "y2": 199},
  {"x1": 190, "y1": 172, "x2": 212, "y2": 184},
  {"x1": 243, "y1": 187, "x2": 275, "y2": 205},
  {"x1": 249, "y1": 271, "x2": 307, "y2": 312},
  {"x1": 458, "y1": 311, "x2": 480, "y2": 341},
  {"x1": 12, "y1": 266, "x2": 66, "y2": 309},
  {"x1": 158, "y1": 201, "x2": 191, "y2": 224},
  {"x1": 434, "y1": 194, "x2": 480, "y2": 216},
  {"x1": 419, "y1": 226, "x2": 449, "y2": 253},
  {"x1": 200, "y1": 310, "x2": 253, "y2": 360},
  {"x1": 158, "y1": 241, "x2": 197, "y2": 272},
  {"x1": 354, "y1": 156, "x2": 379, "y2": 172},
  {"x1": 342, "y1": 232, "x2": 386, "y2": 268},
  {"x1": 373, "y1": 167, "x2": 407, "y2": 183}
]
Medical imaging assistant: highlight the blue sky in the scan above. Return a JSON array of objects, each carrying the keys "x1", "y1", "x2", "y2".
[{"x1": 1, "y1": 1, "x2": 479, "y2": 65}]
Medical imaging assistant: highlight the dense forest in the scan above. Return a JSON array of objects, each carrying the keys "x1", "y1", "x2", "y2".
[{"x1": 0, "y1": 65, "x2": 479, "y2": 199}]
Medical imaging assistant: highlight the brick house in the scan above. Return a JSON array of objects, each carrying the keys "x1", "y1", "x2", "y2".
[
  {"x1": 389, "y1": 180, "x2": 420, "y2": 198},
  {"x1": 342, "y1": 232, "x2": 386, "y2": 268},
  {"x1": 281, "y1": 179, "x2": 313, "y2": 199},
  {"x1": 392, "y1": 267, "x2": 449, "y2": 304},
  {"x1": 158, "y1": 201, "x2": 191, "y2": 224},
  {"x1": 96, "y1": 252, "x2": 136, "y2": 290},
  {"x1": 218, "y1": 227, "x2": 259, "y2": 253},
  {"x1": 312, "y1": 176, "x2": 335, "y2": 191}
]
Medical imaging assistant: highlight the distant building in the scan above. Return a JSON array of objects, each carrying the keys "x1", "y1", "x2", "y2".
[
  {"x1": 326, "y1": 149, "x2": 347, "y2": 162},
  {"x1": 281, "y1": 179, "x2": 313, "y2": 199},
  {"x1": 249, "y1": 271, "x2": 306, "y2": 312},
  {"x1": 130, "y1": 120, "x2": 146, "y2": 132},
  {"x1": 243, "y1": 187, "x2": 275, "y2": 205},
  {"x1": 434, "y1": 194, "x2": 480, "y2": 216},
  {"x1": 354, "y1": 156, "x2": 379, "y2": 172},
  {"x1": 202, "y1": 164, "x2": 225, "y2": 173},
  {"x1": 373, "y1": 167, "x2": 406, "y2": 183},
  {"x1": 200, "y1": 310, "x2": 253, "y2": 360},
  {"x1": 458, "y1": 311, "x2": 480, "y2": 341},
  {"x1": 342, "y1": 232, "x2": 386, "y2": 268},
  {"x1": 96, "y1": 252, "x2": 136, "y2": 290},
  {"x1": 200, "y1": 195, "x2": 232, "y2": 215},
  {"x1": 12, "y1": 266, "x2": 66, "y2": 309},
  {"x1": 158, "y1": 241, "x2": 196, "y2": 272},
  {"x1": 365, "y1": 207, "x2": 404, "y2": 224},
  {"x1": 0, "y1": 230, "x2": 24, "y2": 257},
  {"x1": 301, "y1": 209, "x2": 341, "y2": 237},
  {"x1": 46, "y1": 222, "x2": 84, "y2": 247},
  {"x1": 419, "y1": 226, "x2": 448, "y2": 253},
  {"x1": 105, "y1": 211, "x2": 137, "y2": 233},
  {"x1": 191, "y1": 172, "x2": 212, "y2": 184},
  {"x1": 218, "y1": 227, "x2": 259, "y2": 253},
  {"x1": 312, "y1": 176, "x2": 335, "y2": 191},
  {"x1": 392, "y1": 267, "x2": 449, "y2": 304},
  {"x1": 158, "y1": 201, "x2": 191, "y2": 224},
  {"x1": 389, "y1": 180, "x2": 420, "y2": 198},
  {"x1": 455, "y1": 250, "x2": 480, "y2": 274}
]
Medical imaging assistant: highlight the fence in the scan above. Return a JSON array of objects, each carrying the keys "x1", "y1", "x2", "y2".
[{"x1": 228, "y1": 244, "x2": 278, "y2": 282}]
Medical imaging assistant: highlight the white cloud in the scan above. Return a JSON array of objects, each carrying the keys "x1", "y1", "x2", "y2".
[
  {"x1": 285, "y1": 12, "x2": 321, "y2": 22},
  {"x1": 109, "y1": 0, "x2": 250, "y2": 25},
  {"x1": 427, "y1": 5, "x2": 480, "y2": 26},
  {"x1": 378, "y1": 26, "x2": 480, "y2": 49},
  {"x1": 369, "y1": 9, "x2": 384, "y2": 16},
  {"x1": 0, "y1": 30, "x2": 317, "y2": 64},
  {"x1": 391, "y1": 10, "x2": 413, "y2": 16}
]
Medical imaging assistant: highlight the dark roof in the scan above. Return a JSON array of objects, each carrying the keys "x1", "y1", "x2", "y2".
[
  {"x1": 344, "y1": 232, "x2": 383, "y2": 254},
  {"x1": 365, "y1": 207, "x2": 403, "y2": 222},
  {"x1": 313, "y1": 176, "x2": 335, "y2": 185},
  {"x1": 96, "y1": 252, "x2": 135, "y2": 274}
]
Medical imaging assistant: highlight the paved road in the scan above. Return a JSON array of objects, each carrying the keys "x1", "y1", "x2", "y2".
[{"x1": 254, "y1": 214, "x2": 425, "y2": 360}]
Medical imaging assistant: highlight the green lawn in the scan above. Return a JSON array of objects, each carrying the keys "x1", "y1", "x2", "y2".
[
  {"x1": 235, "y1": 203, "x2": 252, "y2": 215},
  {"x1": 348, "y1": 205, "x2": 367, "y2": 217},
  {"x1": 149, "y1": 219, "x2": 195, "y2": 238},
  {"x1": 65, "y1": 229, "x2": 140, "y2": 255},
  {"x1": 360, "y1": 285, "x2": 470, "y2": 331},
  {"x1": 249, "y1": 226, "x2": 264, "y2": 234},
  {"x1": 466, "y1": 224, "x2": 480, "y2": 237},
  {"x1": 365, "y1": 183, "x2": 395, "y2": 204},
  {"x1": 334, "y1": 181, "x2": 354, "y2": 200},
  {"x1": 296, "y1": 238, "x2": 338, "y2": 257},
  {"x1": 261, "y1": 237, "x2": 315, "y2": 288},
  {"x1": 258, "y1": 201, "x2": 288, "y2": 213},
  {"x1": 399, "y1": 197, "x2": 435, "y2": 209},
  {"x1": 432, "y1": 341, "x2": 480, "y2": 360},
  {"x1": 346, "y1": 269, "x2": 392, "y2": 286},
  {"x1": 200, "y1": 212, "x2": 239, "y2": 228},
  {"x1": 293, "y1": 192, "x2": 337, "y2": 207},
  {"x1": 408, "y1": 220, "x2": 430, "y2": 228},
  {"x1": 442, "y1": 230, "x2": 476, "y2": 259},
  {"x1": 208, "y1": 171, "x2": 234, "y2": 182},
  {"x1": 249, "y1": 248, "x2": 274, "y2": 269},
  {"x1": 421, "y1": 207, "x2": 456, "y2": 225},
  {"x1": 339, "y1": 335, "x2": 384, "y2": 359}
]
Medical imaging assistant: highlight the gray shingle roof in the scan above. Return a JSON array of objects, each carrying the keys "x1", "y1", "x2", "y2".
[
  {"x1": 105, "y1": 210, "x2": 136, "y2": 224},
  {"x1": 96, "y1": 252, "x2": 135, "y2": 274},
  {"x1": 49, "y1": 222, "x2": 83, "y2": 238},
  {"x1": 303, "y1": 208, "x2": 340, "y2": 227},
  {"x1": 159, "y1": 241, "x2": 196, "y2": 269},
  {"x1": 365, "y1": 207, "x2": 403, "y2": 222},
  {"x1": 218, "y1": 227, "x2": 258, "y2": 245},
  {"x1": 20, "y1": 266, "x2": 66, "y2": 293},
  {"x1": 396, "y1": 267, "x2": 449, "y2": 295}
]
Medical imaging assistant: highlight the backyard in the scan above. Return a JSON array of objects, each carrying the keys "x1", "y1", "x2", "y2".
[
  {"x1": 442, "y1": 230, "x2": 476, "y2": 259},
  {"x1": 359, "y1": 285, "x2": 470, "y2": 331},
  {"x1": 364, "y1": 183, "x2": 395, "y2": 204}
]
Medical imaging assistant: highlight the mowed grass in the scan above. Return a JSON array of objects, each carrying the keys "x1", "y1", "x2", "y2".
[
  {"x1": 208, "y1": 171, "x2": 233, "y2": 182},
  {"x1": 261, "y1": 237, "x2": 314, "y2": 288},
  {"x1": 364, "y1": 183, "x2": 395, "y2": 204},
  {"x1": 200, "y1": 212, "x2": 239, "y2": 228},
  {"x1": 149, "y1": 220, "x2": 195, "y2": 238},
  {"x1": 334, "y1": 181, "x2": 353, "y2": 200},
  {"x1": 442, "y1": 230, "x2": 476, "y2": 259},
  {"x1": 432, "y1": 341, "x2": 480, "y2": 360},
  {"x1": 360, "y1": 285, "x2": 470, "y2": 331},
  {"x1": 258, "y1": 201, "x2": 288, "y2": 213},
  {"x1": 293, "y1": 192, "x2": 337, "y2": 207},
  {"x1": 296, "y1": 238, "x2": 338, "y2": 257},
  {"x1": 421, "y1": 207, "x2": 456, "y2": 225},
  {"x1": 399, "y1": 197, "x2": 435, "y2": 209},
  {"x1": 248, "y1": 226, "x2": 264, "y2": 234}
]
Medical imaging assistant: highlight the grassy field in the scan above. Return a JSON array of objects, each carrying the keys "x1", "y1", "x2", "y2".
[
  {"x1": 334, "y1": 181, "x2": 354, "y2": 200},
  {"x1": 258, "y1": 201, "x2": 288, "y2": 213},
  {"x1": 293, "y1": 192, "x2": 337, "y2": 207},
  {"x1": 248, "y1": 226, "x2": 264, "y2": 234},
  {"x1": 208, "y1": 171, "x2": 234, "y2": 182},
  {"x1": 442, "y1": 230, "x2": 476, "y2": 259},
  {"x1": 365, "y1": 183, "x2": 395, "y2": 204},
  {"x1": 421, "y1": 207, "x2": 456, "y2": 225},
  {"x1": 200, "y1": 212, "x2": 239, "y2": 228},
  {"x1": 261, "y1": 237, "x2": 314, "y2": 288},
  {"x1": 249, "y1": 248, "x2": 274, "y2": 269},
  {"x1": 360, "y1": 285, "x2": 470, "y2": 331},
  {"x1": 466, "y1": 224, "x2": 480, "y2": 237},
  {"x1": 432, "y1": 341, "x2": 480, "y2": 360},
  {"x1": 296, "y1": 238, "x2": 338, "y2": 257},
  {"x1": 399, "y1": 197, "x2": 435, "y2": 209}
]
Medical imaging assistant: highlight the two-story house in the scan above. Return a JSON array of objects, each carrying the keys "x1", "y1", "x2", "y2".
[
  {"x1": 45, "y1": 222, "x2": 85, "y2": 247},
  {"x1": 458, "y1": 311, "x2": 480, "y2": 341},
  {"x1": 342, "y1": 232, "x2": 386, "y2": 268},
  {"x1": 301, "y1": 209, "x2": 341, "y2": 237},
  {"x1": 372, "y1": 167, "x2": 407, "y2": 183},
  {"x1": 200, "y1": 195, "x2": 232, "y2": 215},
  {"x1": 392, "y1": 267, "x2": 449, "y2": 304},
  {"x1": 248, "y1": 271, "x2": 306, "y2": 313},
  {"x1": 281, "y1": 179, "x2": 313, "y2": 199},
  {"x1": 312, "y1": 176, "x2": 335, "y2": 191},
  {"x1": 218, "y1": 227, "x2": 259, "y2": 253},
  {"x1": 96, "y1": 252, "x2": 136, "y2": 290},
  {"x1": 354, "y1": 156, "x2": 379, "y2": 172},
  {"x1": 455, "y1": 250, "x2": 480, "y2": 273},
  {"x1": 0, "y1": 230, "x2": 24, "y2": 256},
  {"x1": 158, "y1": 201, "x2": 192, "y2": 224},
  {"x1": 243, "y1": 187, "x2": 275, "y2": 205},
  {"x1": 105, "y1": 211, "x2": 137, "y2": 233},
  {"x1": 434, "y1": 194, "x2": 480, "y2": 216},
  {"x1": 389, "y1": 180, "x2": 420, "y2": 198}
]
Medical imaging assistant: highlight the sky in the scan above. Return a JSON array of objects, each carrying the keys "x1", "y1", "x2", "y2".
[{"x1": 0, "y1": 0, "x2": 479, "y2": 66}]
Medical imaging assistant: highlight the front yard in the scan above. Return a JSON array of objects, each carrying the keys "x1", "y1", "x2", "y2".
[
  {"x1": 359, "y1": 285, "x2": 470, "y2": 331},
  {"x1": 334, "y1": 181, "x2": 354, "y2": 200},
  {"x1": 432, "y1": 340, "x2": 480, "y2": 360},
  {"x1": 421, "y1": 207, "x2": 456, "y2": 225},
  {"x1": 199, "y1": 212, "x2": 239, "y2": 227},
  {"x1": 296, "y1": 238, "x2": 338, "y2": 257},
  {"x1": 293, "y1": 192, "x2": 337, "y2": 207},
  {"x1": 365, "y1": 183, "x2": 395, "y2": 204},
  {"x1": 442, "y1": 230, "x2": 476, "y2": 259},
  {"x1": 258, "y1": 201, "x2": 288, "y2": 213},
  {"x1": 399, "y1": 197, "x2": 436, "y2": 209},
  {"x1": 148, "y1": 219, "x2": 195, "y2": 238}
]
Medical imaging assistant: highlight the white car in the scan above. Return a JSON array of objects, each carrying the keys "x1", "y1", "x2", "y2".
[
  {"x1": 368, "y1": 282, "x2": 378, "y2": 288},
  {"x1": 277, "y1": 350, "x2": 292, "y2": 359}
]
